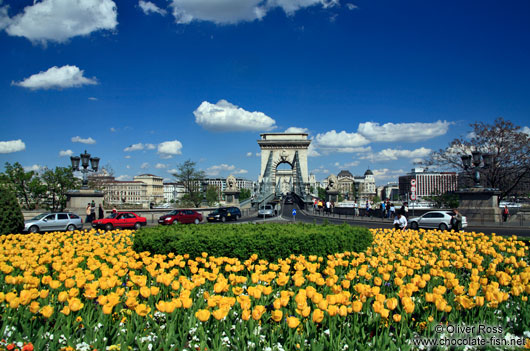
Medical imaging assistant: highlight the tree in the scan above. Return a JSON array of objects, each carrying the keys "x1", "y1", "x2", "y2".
[
  {"x1": 350, "y1": 183, "x2": 357, "y2": 201},
  {"x1": 317, "y1": 187, "x2": 326, "y2": 200},
  {"x1": 421, "y1": 117, "x2": 530, "y2": 202},
  {"x1": 240, "y1": 188, "x2": 251, "y2": 201},
  {"x1": 0, "y1": 185, "x2": 24, "y2": 235},
  {"x1": 172, "y1": 160, "x2": 205, "y2": 208},
  {"x1": 372, "y1": 195, "x2": 381, "y2": 203},
  {"x1": 88, "y1": 163, "x2": 115, "y2": 191},
  {"x1": 41, "y1": 166, "x2": 80, "y2": 211},
  {"x1": 0, "y1": 162, "x2": 46, "y2": 209},
  {"x1": 205, "y1": 185, "x2": 219, "y2": 206}
]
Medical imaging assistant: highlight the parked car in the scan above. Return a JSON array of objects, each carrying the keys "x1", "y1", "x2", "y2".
[
  {"x1": 154, "y1": 203, "x2": 172, "y2": 209},
  {"x1": 92, "y1": 212, "x2": 147, "y2": 231},
  {"x1": 408, "y1": 211, "x2": 467, "y2": 230},
  {"x1": 284, "y1": 196, "x2": 294, "y2": 205},
  {"x1": 207, "y1": 207, "x2": 241, "y2": 222},
  {"x1": 258, "y1": 204, "x2": 275, "y2": 217},
  {"x1": 158, "y1": 209, "x2": 203, "y2": 225},
  {"x1": 24, "y1": 212, "x2": 83, "y2": 233}
]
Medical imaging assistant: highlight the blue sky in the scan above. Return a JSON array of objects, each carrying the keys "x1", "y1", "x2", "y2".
[{"x1": 1, "y1": 0, "x2": 529, "y2": 185}]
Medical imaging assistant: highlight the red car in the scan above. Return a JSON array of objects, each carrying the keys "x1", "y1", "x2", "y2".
[
  {"x1": 92, "y1": 212, "x2": 147, "y2": 231},
  {"x1": 158, "y1": 209, "x2": 203, "y2": 225}
]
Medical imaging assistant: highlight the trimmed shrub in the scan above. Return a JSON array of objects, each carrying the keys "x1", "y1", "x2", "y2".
[
  {"x1": 133, "y1": 223, "x2": 373, "y2": 261},
  {"x1": 0, "y1": 186, "x2": 24, "y2": 235}
]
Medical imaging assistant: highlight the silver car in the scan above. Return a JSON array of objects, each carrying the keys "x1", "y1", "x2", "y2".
[
  {"x1": 409, "y1": 211, "x2": 467, "y2": 231},
  {"x1": 24, "y1": 212, "x2": 83, "y2": 233},
  {"x1": 258, "y1": 204, "x2": 275, "y2": 217}
]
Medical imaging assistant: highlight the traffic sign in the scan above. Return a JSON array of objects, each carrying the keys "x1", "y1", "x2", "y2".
[
  {"x1": 292, "y1": 209, "x2": 297, "y2": 216},
  {"x1": 410, "y1": 186, "x2": 416, "y2": 192},
  {"x1": 410, "y1": 179, "x2": 416, "y2": 186},
  {"x1": 410, "y1": 193, "x2": 417, "y2": 201}
]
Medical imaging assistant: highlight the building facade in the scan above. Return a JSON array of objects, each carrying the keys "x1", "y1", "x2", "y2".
[
  {"x1": 133, "y1": 174, "x2": 164, "y2": 204},
  {"x1": 163, "y1": 182, "x2": 186, "y2": 203},
  {"x1": 324, "y1": 169, "x2": 376, "y2": 203},
  {"x1": 102, "y1": 180, "x2": 148, "y2": 206},
  {"x1": 399, "y1": 168, "x2": 458, "y2": 199}
]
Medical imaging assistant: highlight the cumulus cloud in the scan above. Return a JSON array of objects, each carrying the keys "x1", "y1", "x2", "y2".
[
  {"x1": 167, "y1": 168, "x2": 178, "y2": 174},
  {"x1": 334, "y1": 161, "x2": 359, "y2": 168},
  {"x1": 59, "y1": 149, "x2": 73, "y2": 157},
  {"x1": 3, "y1": 0, "x2": 117, "y2": 44},
  {"x1": 110, "y1": 127, "x2": 116, "y2": 132},
  {"x1": 71, "y1": 136, "x2": 96, "y2": 144},
  {"x1": 0, "y1": 4, "x2": 10, "y2": 31},
  {"x1": 346, "y1": 3, "x2": 357, "y2": 10},
  {"x1": 255, "y1": 152, "x2": 261, "y2": 157},
  {"x1": 170, "y1": 0, "x2": 337, "y2": 24},
  {"x1": 310, "y1": 166, "x2": 330, "y2": 174},
  {"x1": 124, "y1": 155, "x2": 131, "y2": 159},
  {"x1": 246, "y1": 152, "x2": 253, "y2": 157},
  {"x1": 13, "y1": 65, "x2": 97, "y2": 90},
  {"x1": 361, "y1": 147, "x2": 432, "y2": 162},
  {"x1": 205, "y1": 164, "x2": 247, "y2": 176},
  {"x1": 116, "y1": 175, "x2": 131, "y2": 181},
  {"x1": 285, "y1": 127, "x2": 309, "y2": 134},
  {"x1": 194, "y1": 100, "x2": 276, "y2": 132},
  {"x1": 141, "y1": 162, "x2": 149, "y2": 169},
  {"x1": 155, "y1": 163, "x2": 166, "y2": 169},
  {"x1": 358, "y1": 120, "x2": 451, "y2": 142},
  {"x1": 0, "y1": 139, "x2": 25, "y2": 153},
  {"x1": 371, "y1": 168, "x2": 406, "y2": 184},
  {"x1": 24, "y1": 164, "x2": 42, "y2": 172},
  {"x1": 88, "y1": 97, "x2": 98, "y2": 101},
  {"x1": 158, "y1": 140, "x2": 182, "y2": 158},
  {"x1": 315, "y1": 130, "x2": 370, "y2": 153},
  {"x1": 139, "y1": 0, "x2": 167, "y2": 15},
  {"x1": 307, "y1": 143, "x2": 320, "y2": 157},
  {"x1": 124, "y1": 143, "x2": 156, "y2": 152},
  {"x1": 522, "y1": 126, "x2": 530, "y2": 135}
]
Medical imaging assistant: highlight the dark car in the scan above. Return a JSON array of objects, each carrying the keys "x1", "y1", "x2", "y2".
[
  {"x1": 92, "y1": 212, "x2": 147, "y2": 231},
  {"x1": 158, "y1": 209, "x2": 203, "y2": 225},
  {"x1": 207, "y1": 207, "x2": 241, "y2": 222},
  {"x1": 284, "y1": 196, "x2": 294, "y2": 205}
]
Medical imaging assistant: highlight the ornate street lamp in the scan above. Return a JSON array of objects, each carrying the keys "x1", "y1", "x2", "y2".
[
  {"x1": 461, "y1": 151, "x2": 493, "y2": 188},
  {"x1": 71, "y1": 150, "x2": 100, "y2": 189}
]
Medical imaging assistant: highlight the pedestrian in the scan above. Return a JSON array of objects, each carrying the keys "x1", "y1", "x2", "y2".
[
  {"x1": 112, "y1": 207, "x2": 117, "y2": 214},
  {"x1": 90, "y1": 201, "x2": 96, "y2": 222},
  {"x1": 365, "y1": 201, "x2": 371, "y2": 217},
  {"x1": 326, "y1": 200, "x2": 331, "y2": 214},
  {"x1": 451, "y1": 209, "x2": 462, "y2": 231},
  {"x1": 318, "y1": 199, "x2": 323, "y2": 213},
  {"x1": 393, "y1": 212, "x2": 407, "y2": 231},
  {"x1": 353, "y1": 201, "x2": 359, "y2": 216},
  {"x1": 86, "y1": 203, "x2": 92, "y2": 223},
  {"x1": 380, "y1": 202, "x2": 386, "y2": 219},
  {"x1": 390, "y1": 203, "x2": 395, "y2": 218},
  {"x1": 98, "y1": 204, "x2": 104, "y2": 219},
  {"x1": 502, "y1": 206, "x2": 509, "y2": 222},
  {"x1": 400, "y1": 202, "x2": 409, "y2": 219}
]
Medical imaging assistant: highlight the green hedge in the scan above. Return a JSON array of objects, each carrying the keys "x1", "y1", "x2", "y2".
[{"x1": 133, "y1": 223, "x2": 373, "y2": 261}]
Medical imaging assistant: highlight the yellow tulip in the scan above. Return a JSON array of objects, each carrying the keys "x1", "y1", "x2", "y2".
[
  {"x1": 60, "y1": 306, "x2": 70, "y2": 316},
  {"x1": 287, "y1": 316, "x2": 300, "y2": 329},
  {"x1": 135, "y1": 303, "x2": 151, "y2": 317},
  {"x1": 271, "y1": 310, "x2": 283, "y2": 322},
  {"x1": 195, "y1": 309, "x2": 210, "y2": 322},
  {"x1": 352, "y1": 300, "x2": 363, "y2": 313},
  {"x1": 102, "y1": 304, "x2": 114, "y2": 315},
  {"x1": 393, "y1": 314, "x2": 402, "y2": 322},
  {"x1": 312, "y1": 308, "x2": 325, "y2": 323},
  {"x1": 40, "y1": 305, "x2": 54, "y2": 318},
  {"x1": 29, "y1": 301, "x2": 40, "y2": 314}
]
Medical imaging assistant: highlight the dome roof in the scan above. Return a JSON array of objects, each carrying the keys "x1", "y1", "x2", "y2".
[
  {"x1": 364, "y1": 169, "x2": 373, "y2": 176},
  {"x1": 337, "y1": 170, "x2": 353, "y2": 178}
]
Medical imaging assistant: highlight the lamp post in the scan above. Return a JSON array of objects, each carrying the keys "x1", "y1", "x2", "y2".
[
  {"x1": 202, "y1": 181, "x2": 208, "y2": 206},
  {"x1": 461, "y1": 151, "x2": 493, "y2": 188},
  {"x1": 70, "y1": 150, "x2": 100, "y2": 189}
]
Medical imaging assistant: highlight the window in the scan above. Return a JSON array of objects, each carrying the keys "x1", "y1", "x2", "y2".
[
  {"x1": 57, "y1": 214, "x2": 68, "y2": 220},
  {"x1": 44, "y1": 214, "x2": 56, "y2": 221},
  {"x1": 69, "y1": 214, "x2": 80, "y2": 219}
]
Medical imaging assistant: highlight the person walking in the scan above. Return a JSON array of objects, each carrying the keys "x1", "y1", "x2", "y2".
[
  {"x1": 354, "y1": 201, "x2": 359, "y2": 217},
  {"x1": 451, "y1": 209, "x2": 463, "y2": 231},
  {"x1": 85, "y1": 203, "x2": 92, "y2": 223},
  {"x1": 326, "y1": 200, "x2": 331, "y2": 214},
  {"x1": 380, "y1": 202, "x2": 386, "y2": 219},
  {"x1": 389, "y1": 203, "x2": 395, "y2": 218},
  {"x1": 98, "y1": 204, "x2": 104, "y2": 220},
  {"x1": 365, "y1": 201, "x2": 371, "y2": 217},
  {"x1": 90, "y1": 201, "x2": 96, "y2": 223},
  {"x1": 502, "y1": 206, "x2": 509, "y2": 222},
  {"x1": 400, "y1": 202, "x2": 409, "y2": 219}
]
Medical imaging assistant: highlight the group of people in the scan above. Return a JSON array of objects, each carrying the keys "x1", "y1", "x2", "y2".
[
  {"x1": 313, "y1": 199, "x2": 334, "y2": 213},
  {"x1": 85, "y1": 200, "x2": 104, "y2": 223}
]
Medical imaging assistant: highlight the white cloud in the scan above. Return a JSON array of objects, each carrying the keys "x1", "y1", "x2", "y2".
[
  {"x1": 361, "y1": 147, "x2": 432, "y2": 162},
  {"x1": 124, "y1": 155, "x2": 131, "y2": 159},
  {"x1": 3, "y1": 0, "x2": 117, "y2": 44},
  {"x1": 194, "y1": 99, "x2": 276, "y2": 132},
  {"x1": 346, "y1": 3, "x2": 357, "y2": 10},
  {"x1": 124, "y1": 143, "x2": 145, "y2": 152},
  {"x1": 205, "y1": 164, "x2": 247, "y2": 176},
  {"x1": 285, "y1": 127, "x2": 309, "y2": 134},
  {"x1": 24, "y1": 164, "x2": 42, "y2": 172},
  {"x1": 126, "y1": 165, "x2": 131, "y2": 169},
  {"x1": 0, "y1": 139, "x2": 25, "y2": 153},
  {"x1": 158, "y1": 140, "x2": 182, "y2": 158},
  {"x1": 13, "y1": 65, "x2": 97, "y2": 90},
  {"x1": 315, "y1": 130, "x2": 370, "y2": 153},
  {"x1": 116, "y1": 175, "x2": 131, "y2": 181},
  {"x1": 169, "y1": 0, "x2": 337, "y2": 24},
  {"x1": 246, "y1": 152, "x2": 253, "y2": 157},
  {"x1": 139, "y1": 0, "x2": 167, "y2": 15},
  {"x1": 155, "y1": 163, "x2": 166, "y2": 169},
  {"x1": 167, "y1": 168, "x2": 178, "y2": 174},
  {"x1": 357, "y1": 120, "x2": 452, "y2": 142},
  {"x1": 146, "y1": 143, "x2": 156, "y2": 150},
  {"x1": 371, "y1": 168, "x2": 406, "y2": 184},
  {"x1": 59, "y1": 149, "x2": 73, "y2": 157},
  {"x1": 71, "y1": 136, "x2": 96, "y2": 144},
  {"x1": 236, "y1": 169, "x2": 248, "y2": 174},
  {"x1": 0, "y1": 4, "x2": 11, "y2": 31},
  {"x1": 110, "y1": 127, "x2": 116, "y2": 132},
  {"x1": 141, "y1": 162, "x2": 150, "y2": 169},
  {"x1": 310, "y1": 166, "x2": 330, "y2": 174},
  {"x1": 307, "y1": 143, "x2": 320, "y2": 157},
  {"x1": 255, "y1": 152, "x2": 261, "y2": 157},
  {"x1": 522, "y1": 126, "x2": 530, "y2": 135},
  {"x1": 88, "y1": 97, "x2": 98, "y2": 101},
  {"x1": 334, "y1": 161, "x2": 359, "y2": 168}
]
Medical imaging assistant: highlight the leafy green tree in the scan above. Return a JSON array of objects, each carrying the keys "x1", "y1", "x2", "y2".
[
  {"x1": 239, "y1": 188, "x2": 251, "y2": 201},
  {"x1": 205, "y1": 185, "x2": 219, "y2": 206},
  {"x1": 372, "y1": 195, "x2": 381, "y2": 203},
  {"x1": 0, "y1": 185, "x2": 24, "y2": 235},
  {"x1": 0, "y1": 162, "x2": 46, "y2": 209},
  {"x1": 317, "y1": 187, "x2": 326, "y2": 200},
  {"x1": 41, "y1": 166, "x2": 80, "y2": 211},
  {"x1": 172, "y1": 160, "x2": 206, "y2": 208}
]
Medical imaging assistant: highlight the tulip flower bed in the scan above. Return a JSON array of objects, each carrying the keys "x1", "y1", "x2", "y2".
[{"x1": 0, "y1": 228, "x2": 529, "y2": 351}]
